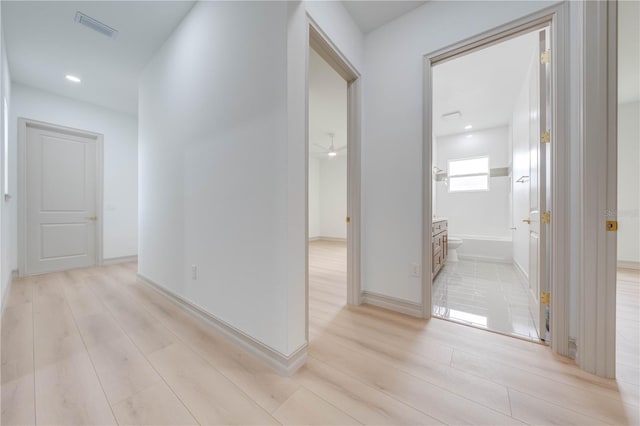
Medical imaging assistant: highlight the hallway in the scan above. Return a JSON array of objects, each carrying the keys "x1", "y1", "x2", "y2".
[{"x1": 1, "y1": 243, "x2": 638, "y2": 424}]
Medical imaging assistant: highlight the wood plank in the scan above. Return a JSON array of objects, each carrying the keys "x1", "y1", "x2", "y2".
[
  {"x1": 86, "y1": 336, "x2": 162, "y2": 405},
  {"x1": 112, "y1": 382, "x2": 198, "y2": 426},
  {"x1": 309, "y1": 335, "x2": 521, "y2": 425},
  {"x1": 147, "y1": 343, "x2": 278, "y2": 425},
  {"x1": 1, "y1": 303, "x2": 33, "y2": 384},
  {"x1": 294, "y1": 357, "x2": 441, "y2": 425},
  {"x1": 273, "y1": 387, "x2": 360, "y2": 425},
  {"x1": 35, "y1": 352, "x2": 116, "y2": 425},
  {"x1": 1, "y1": 375, "x2": 35, "y2": 426}
]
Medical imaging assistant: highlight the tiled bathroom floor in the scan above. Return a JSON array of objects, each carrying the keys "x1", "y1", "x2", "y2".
[{"x1": 432, "y1": 259, "x2": 541, "y2": 341}]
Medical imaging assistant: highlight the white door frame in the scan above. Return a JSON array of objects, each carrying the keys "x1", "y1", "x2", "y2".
[
  {"x1": 576, "y1": 0, "x2": 618, "y2": 378},
  {"x1": 18, "y1": 118, "x2": 104, "y2": 276},
  {"x1": 422, "y1": 4, "x2": 571, "y2": 356},
  {"x1": 305, "y1": 15, "x2": 362, "y2": 337}
]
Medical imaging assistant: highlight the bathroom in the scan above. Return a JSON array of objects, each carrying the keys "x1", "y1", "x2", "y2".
[{"x1": 430, "y1": 29, "x2": 543, "y2": 341}]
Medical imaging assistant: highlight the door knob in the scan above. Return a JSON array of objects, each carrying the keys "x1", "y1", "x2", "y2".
[
  {"x1": 522, "y1": 218, "x2": 531, "y2": 224},
  {"x1": 86, "y1": 216, "x2": 97, "y2": 221}
]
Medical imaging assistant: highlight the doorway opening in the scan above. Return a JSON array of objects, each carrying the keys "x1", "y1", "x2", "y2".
[
  {"x1": 308, "y1": 45, "x2": 349, "y2": 323},
  {"x1": 428, "y1": 26, "x2": 552, "y2": 343},
  {"x1": 615, "y1": 0, "x2": 639, "y2": 384},
  {"x1": 18, "y1": 118, "x2": 103, "y2": 276},
  {"x1": 306, "y1": 23, "x2": 361, "y2": 341}
]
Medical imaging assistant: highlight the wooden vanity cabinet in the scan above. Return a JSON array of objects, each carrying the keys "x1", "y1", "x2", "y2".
[{"x1": 432, "y1": 219, "x2": 448, "y2": 279}]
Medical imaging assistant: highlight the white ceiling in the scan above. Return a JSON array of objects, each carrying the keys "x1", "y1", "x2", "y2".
[
  {"x1": 309, "y1": 48, "x2": 347, "y2": 159},
  {"x1": 342, "y1": 1, "x2": 427, "y2": 34},
  {"x1": 433, "y1": 30, "x2": 539, "y2": 137},
  {"x1": 619, "y1": 0, "x2": 640, "y2": 104},
  {"x1": 3, "y1": 1, "x2": 195, "y2": 115}
]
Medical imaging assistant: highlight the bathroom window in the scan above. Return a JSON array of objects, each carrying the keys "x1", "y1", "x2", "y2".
[{"x1": 448, "y1": 156, "x2": 489, "y2": 192}]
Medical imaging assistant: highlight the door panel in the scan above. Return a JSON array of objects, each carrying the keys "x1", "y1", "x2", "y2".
[
  {"x1": 41, "y1": 223, "x2": 88, "y2": 259},
  {"x1": 26, "y1": 125, "x2": 98, "y2": 275},
  {"x1": 41, "y1": 137, "x2": 87, "y2": 211}
]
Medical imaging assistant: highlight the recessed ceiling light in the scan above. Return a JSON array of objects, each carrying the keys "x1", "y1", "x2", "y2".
[
  {"x1": 465, "y1": 124, "x2": 473, "y2": 130},
  {"x1": 65, "y1": 75, "x2": 81, "y2": 83},
  {"x1": 466, "y1": 134, "x2": 473, "y2": 138}
]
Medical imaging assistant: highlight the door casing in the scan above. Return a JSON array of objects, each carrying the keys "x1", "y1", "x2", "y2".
[
  {"x1": 18, "y1": 118, "x2": 104, "y2": 276},
  {"x1": 422, "y1": 3, "x2": 571, "y2": 357}
]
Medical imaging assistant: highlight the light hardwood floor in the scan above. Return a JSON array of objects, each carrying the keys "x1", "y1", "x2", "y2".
[{"x1": 1, "y1": 240, "x2": 638, "y2": 425}]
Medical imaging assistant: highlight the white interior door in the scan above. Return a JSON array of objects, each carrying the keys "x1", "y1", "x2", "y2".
[
  {"x1": 26, "y1": 124, "x2": 98, "y2": 275},
  {"x1": 528, "y1": 28, "x2": 551, "y2": 341}
]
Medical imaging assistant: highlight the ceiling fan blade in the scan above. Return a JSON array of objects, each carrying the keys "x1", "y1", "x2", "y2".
[
  {"x1": 312, "y1": 143, "x2": 328, "y2": 151},
  {"x1": 336, "y1": 146, "x2": 348, "y2": 151}
]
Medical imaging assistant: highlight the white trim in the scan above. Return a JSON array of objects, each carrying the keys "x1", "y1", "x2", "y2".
[
  {"x1": 306, "y1": 18, "x2": 362, "y2": 310},
  {"x1": 362, "y1": 291, "x2": 423, "y2": 318},
  {"x1": 137, "y1": 273, "x2": 308, "y2": 376},
  {"x1": 102, "y1": 255, "x2": 138, "y2": 265},
  {"x1": 576, "y1": 0, "x2": 617, "y2": 378},
  {"x1": 514, "y1": 258, "x2": 529, "y2": 282},
  {"x1": 1, "y1": 271, "x2": 13, "y2": 316},
  {"x1": 422, "y1": 5, "x2": 571, "y2": 361},
  {"x1": 308, "y1": 236, "x2": 346, "y2": 243},
  {"x1": 457, "y1": 254, "x2": 512, "y2": 264},
  {"x1": 17, "y1": 118, "x2": 104, "y2": 277},
  {"x1": 617, "y1": 261, "x2": 640, "y2": 270}
]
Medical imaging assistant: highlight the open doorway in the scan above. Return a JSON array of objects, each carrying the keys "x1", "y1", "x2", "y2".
[
  {"x1": 308, "y1": 46, "x2": 349, "y2": 316},
  {"x1": 615, "y1": 0, "x2": 639, "y2": 385},
  {"x1": 429, "y1": 26, "x2": 551, "y2": 342},
  {"x1": 306, "y1": 24, "x2": 361, "y2": 340}
]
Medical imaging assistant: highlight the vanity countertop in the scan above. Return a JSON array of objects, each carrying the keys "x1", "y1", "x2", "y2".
[{"x1": 433, "y1": 217, "x2": 448, "y2": 222}]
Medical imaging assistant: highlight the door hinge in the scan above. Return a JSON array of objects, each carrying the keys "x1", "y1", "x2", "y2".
[
  {"x1": 541, "y1": 211, "x2": 551, "y2": 224},
  {"x1": 346, "y1": 216, "x2": 351, "y2": 223},
  {"x1": 540, "y1": 49, "x2": 551, "y2": 64},
  {"x1": 541, "y1": 292, "x2": 550, "y2": 305},
  {"x1": 606, "y1": 220, "x2": 618, "y2": 231},
  {"x1": 541, "y1": 130, "x2": 551, "y2": 144}
]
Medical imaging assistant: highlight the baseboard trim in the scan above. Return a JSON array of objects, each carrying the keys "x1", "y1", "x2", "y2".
[
  {"x1": 361, "y1": 291, "x2": 422, "y2": 318},
  {"x1": 103, "y1": 255, "x2": 138, "y2": 265},
  {"x1": 458, "y1": 254, "x2": 512, "y2": 264},
  {"x1": 308, "y1": 236, "x2": 346, "y2": 242},
  {"x1": 513, "y1": 259, "x2": 529, "y2": 282},
  {"x1": 136, "y1": 273, "x2": 307, "y2": 376},
  {"x1": 1, "y1": 271, "x2": 16, "y2": 316},
  {"x1": 618, "y1": 260, "x2": 640, "y2": 270}
]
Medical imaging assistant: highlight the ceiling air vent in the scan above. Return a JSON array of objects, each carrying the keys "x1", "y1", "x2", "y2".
[{"x1": 74, "y1": 12, "x2": 119, "y2": 39}]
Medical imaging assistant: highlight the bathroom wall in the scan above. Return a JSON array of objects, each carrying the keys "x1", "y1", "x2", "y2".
[{"x1": 435, "y1": 126, "x2": 511, "y2": 241}]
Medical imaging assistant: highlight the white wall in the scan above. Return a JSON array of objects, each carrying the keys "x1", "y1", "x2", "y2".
[
  {"x1": 308, "y1": 157, "x2": 320, "y2": 238},
  {"x1": 140, "y1": 1, "x2": 300, "y2": 356},
  {"x1": 511, "y1": 57, "x2": 535, "y2": 277},
  {"x1": 1, "y1": 21, "x2": 12, "y2": 307},
  {"x1": 319, "y1": 156, "x2": 347, "y2": 239},
  {"x1": 618, "y1": 101, "x2": 640, "y2": 265},
  {"x1": 9, "y1": 83, "x2": 138, "y2": 262},
  {"x1": 435, "y1": 126, "x2": 511, "y2": 240},
  {"x1": 361, "y1": 0, "x2": 557, "y2": 303},
  {"x1": 309, "y1": 156, "x2": 347, "y2": 240}
]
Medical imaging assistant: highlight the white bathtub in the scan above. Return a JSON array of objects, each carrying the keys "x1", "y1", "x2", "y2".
[{"x1": 453, "y1": 234, "x2": 513, "y2": 263}]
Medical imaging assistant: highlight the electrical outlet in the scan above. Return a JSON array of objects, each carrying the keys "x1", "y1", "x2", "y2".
[
  {"x1": 191, "y1": 264, "x2": 198, "y2": 280},
  {"x1": 410, "y1": 262, "x2": 421, "y2": 278}
]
